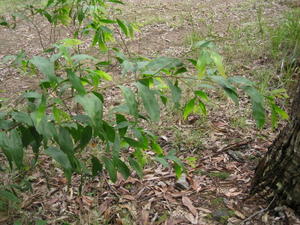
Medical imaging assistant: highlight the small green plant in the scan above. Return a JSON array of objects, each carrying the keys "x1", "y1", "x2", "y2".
[
  {"x1": 0, "y1": 3, "x2": 290, "y2": 223},
  {"x1": 185, "y1": 156, "x2": 197, "y2": 168}
]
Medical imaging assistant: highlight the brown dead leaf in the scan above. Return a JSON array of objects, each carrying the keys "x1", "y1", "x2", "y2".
[
  {"x1": 99, "y1": 199, "x2": 111, "y2": 215},
  {"x1": 224, "y1": 188, "x2": 243, "y2": 197},
  {"x1": 122, "y1": 195, "x2": 135, "y2": 201},
  {"x1": 234, "y1": 210, "x2": 246, "y2": 219},
  {"x1": 198, "y1": 207, "x2": 212, "y2": 214},
  {"x1": 182, "y1": 196, "x2": 197, "y2": 216},
  {"x1": 164, "y1": 194, "x2": 177, "y2": 204},
  {"x1": 185, "y1": 212, "x2": 198, "y2": 224},
  {"x1": 82, "y1": 196, "x2": 94, "y2": 207},
  {"x1": 141, "y1": 201, "x2": 152, "y2": 225}
]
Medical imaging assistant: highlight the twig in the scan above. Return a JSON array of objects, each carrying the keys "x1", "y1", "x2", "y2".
[{"x1": 239, "y1": 197, "x2": 276, "y2": 224}]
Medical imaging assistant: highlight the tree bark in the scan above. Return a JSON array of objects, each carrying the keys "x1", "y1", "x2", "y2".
[{"x1": 251, "y1": 80, "x2": 300, "y2": 212}]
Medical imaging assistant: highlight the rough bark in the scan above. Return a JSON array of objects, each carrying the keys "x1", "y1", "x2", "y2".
[{"x1": 251, "y1": 80, "x2": 300, "y2": 212}]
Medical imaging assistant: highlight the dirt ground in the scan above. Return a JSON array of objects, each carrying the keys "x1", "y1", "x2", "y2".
[{"x1": 1, "y1": 0, "x2": 300, "y2": 224}]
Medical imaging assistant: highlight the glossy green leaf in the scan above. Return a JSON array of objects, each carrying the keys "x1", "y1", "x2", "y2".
[
  {"x1": 183, "y1": 98, "x2": 195, "y2": 120},
  {"x1": 194, "y1": 90, "x2": 209, "y2": 101}
]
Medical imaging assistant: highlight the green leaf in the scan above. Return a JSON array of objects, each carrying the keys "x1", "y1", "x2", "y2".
[
  {"x1": 151, "y1": 141, "x2": 164, "y2": 155},
  {"x1": 196, "y1": 50, "x2": 210, "y2": 78},
  {"x1": 194, "y1": 40, "x2": 213, "y2": 49},
  {"x1": 210, "y1": 76, "x2": 238, "y2": 105},
  {"x1": 136, "y1": 82, "x2": 160, "y2": 122},
  {"x1": 33, "y1": 116, "x2": 57, "y2": 139},
  {"x1": 11, "y1": 112, "x2": 33, "y2": 126},
  {"x1": 8, "y1": 129, "x2": 24, "y2": 169},
  {"x1": 167, "y1": 80, "x2": 182, "y2": 106},
  {"x1": 274, "y1": 105, "x2": 289, "y2": 119},
  {"x1": 143, "y1": 57, "x2": 182, "y2": 75},
  {"x1": 194, "y1": 90, "x2": 209, "y2": 101},
  {"x1": 154, "y1": 156, "x2": 169, "y2": 168},
  {"x1": 108, "y1": 0, "x2": 124, "y2": 4},
  {"x1": 129, "y1": 157, "x2": 143, "y2": 178},
  {"x1": 173, "y1": 162, "x2": 183, "y2": 179},
  {"x1": 103, "y1": 121, "x2": 115, "y2": 142},
  {"x1": 113, "y1": 157, "x2": 130, "y2": 179},
  {"x1": 124, "y1": 137, "x2": 144, "y2": 148},
  {"x1": 71, "y1": 54, "x2": 97, "y2": 62},
  {"x1": 57, "y1": 127, "x2": 74, "y2": 154},
  {"x1": 53, "y1": 106, "x2": 71, "y2": 124},
  {"x1": 45, "y1": 147, "x2": 72, "y2": 181},
  {"x1": 67, "y1": 69, "x2": 86, "y2": 95},
  {"x1": 116, "y1": 19, "x2": 128, "y2": 37},
  {"x1": 197, "y1": 100, "x2": 207, "y2": 115},
  {"x1": 119, "y1": 86, "x2": 138, "y2": 117},
  {"x1": 183, "y1": 98, "x2": 195, "y2": 120},
  {"x1": 94, "y1": 70, "x2": 112, "y2": 81},
  {"x1": 116, "y1": 114, "x2": 128, "y2": 137},
  {"x1": 75, "y1": 93, "x2": 103, "y2": 126},
  {"x1": 228, "y1": 76, "x2": 254, "y2": 86},
  {"x1": 242, "y1": 86, "x2": 266, "y2": 128},
  {"x1": 77, "y1": 126, "x2": 93, "y2": 150},
  {"x1": 61, "y1": 38, "x2": 82, "y2": 47},
  {"x1": 210, "y1": 51, "x2": 226, "y2": 77},
  {"x1": 166, "y1": 152, "x2": 184, "y2": 168},
  {"x1": 91, "y1": 156, "x2": 102, "y2": 176},
  {"x1": 30, "y1": 56, "x2": 57, "y2": 83},
  {"x1": 102, "y1": 156, "x2": 117, "y2": 183},
  {"x1": 23, "y1": 91, "x2": 42, "y2": 100}
]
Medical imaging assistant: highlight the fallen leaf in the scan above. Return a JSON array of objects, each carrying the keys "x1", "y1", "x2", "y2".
[
  {"x1": 141, "y1": 201, "x2": 152, "y2": 225},
  {"x1": 234, "y1": 210, "x2": 246, "y2": 219},
  {"x1": 185, "y1": 212, "x2": 198, "y2": 224},
  {"x1": 182, "y1": 196, "x2": 197, "y2": 216},
  {"x1": 99, "y1": 199, "x2": 111, "y2": 215}
]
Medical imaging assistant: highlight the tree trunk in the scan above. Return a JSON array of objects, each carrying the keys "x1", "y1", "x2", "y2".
[{"x1": 251, "y1": 80, "x2": 300, "y2": 212}]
